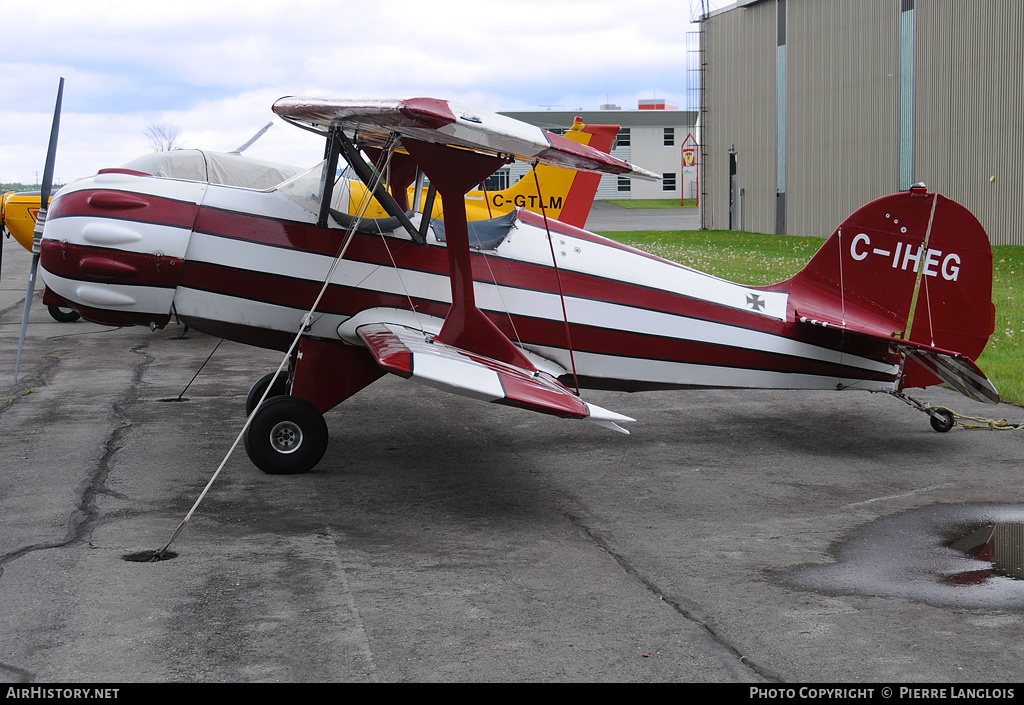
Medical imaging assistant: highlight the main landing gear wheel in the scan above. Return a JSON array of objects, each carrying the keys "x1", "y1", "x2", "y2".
[
  {"x1": 245, "y1": 372, "x2": 290, "y2": 416},
  {"x1": 47, "y1": 305, "x2": 80, "y2": 322},
  {"x1": 929, "y1": 408, "x2": 956, "y2": 433},
  {"x1": 244, "y1": 395, "x2": 328, "y2": 475}
]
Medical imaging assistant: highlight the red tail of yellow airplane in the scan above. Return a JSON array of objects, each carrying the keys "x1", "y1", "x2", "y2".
[{"x1": 464, "y1": 118, "x2": 618, "y2": 228}]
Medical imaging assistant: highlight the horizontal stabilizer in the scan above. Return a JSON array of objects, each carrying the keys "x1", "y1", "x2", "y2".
[
  {"x1": 795, "y1": 315, "x2": 998, "y2": 404},
  {"x1": 892, "y1": 340, "x2": 999, "y2": 405},
  {"x1": 357, "y1": 322, "x2": 634, "y2": 432}
]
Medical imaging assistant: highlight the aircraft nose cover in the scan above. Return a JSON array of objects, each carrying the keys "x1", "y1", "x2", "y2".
[{"x1": 40, "y1": 174, "x2": 203, "y2": 327}]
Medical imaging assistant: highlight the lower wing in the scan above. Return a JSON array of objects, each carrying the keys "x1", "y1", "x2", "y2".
[{"x1": 357, "y1": 322, "x2": 634, "y2": 433}]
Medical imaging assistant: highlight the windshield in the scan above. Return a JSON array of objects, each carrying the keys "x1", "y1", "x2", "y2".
[{"x1": 277, "y1": 160, "x2": 351, "y2": 216}]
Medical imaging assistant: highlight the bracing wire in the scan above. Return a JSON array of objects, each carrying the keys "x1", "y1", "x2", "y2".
[
  {"x1": 364, "y1": 145, "x2": 430, "y2": 334},
  {"x1": 532, "y1": 163, "x2": 580, "y2": 393},
  {"x1": 154, "y1": 131, "x2": 395, "y2": 558},
  {"x1": 174, "y1": 338, "x2": 224, "y2": 401},
  {"x1": 481, "y1": 176, "x2": 494, "y2": 218},
  {"x1": 471, "y1": 170, "x2": 520, "y2": 350},
  {"x1": 479, "y1": 239, "x2": 525, "y2": 352},
  {"x1": 921, "y1": 195, "x2": 940, "y2": 347},
  {"x1": 837, "y1": 227, "x2": 847, "y2": 377}
]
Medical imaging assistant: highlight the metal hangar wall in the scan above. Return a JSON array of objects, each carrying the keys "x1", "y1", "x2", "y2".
[{"x1": 701, "y1": 0, "x2": 1023, "y2": 246}]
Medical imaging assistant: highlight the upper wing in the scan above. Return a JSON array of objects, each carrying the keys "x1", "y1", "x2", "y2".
[
  {"x1": 357, "y1": 322, "x2": 635, "y2": 434},
  {"x1": 272, "y1": 97, "x2": 659, "y2": 181}
]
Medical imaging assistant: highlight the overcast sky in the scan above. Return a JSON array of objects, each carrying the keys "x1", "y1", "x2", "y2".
[{"x1": 0, "y1": 0, "x2": 715, "y2": 185}]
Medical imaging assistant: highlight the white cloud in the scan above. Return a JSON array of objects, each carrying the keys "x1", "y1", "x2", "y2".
[{"x1": 0, "y1": 0, "x2": 701, "y2": 184}]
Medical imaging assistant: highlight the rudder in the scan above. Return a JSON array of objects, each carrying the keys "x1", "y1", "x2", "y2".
[{"x1": 781, "y1": 189, "x2": 995, "y2": 391}]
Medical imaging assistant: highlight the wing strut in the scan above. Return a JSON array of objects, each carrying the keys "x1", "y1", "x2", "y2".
[
  {"x1": 316, "y1": 129, "x2": 343, "y2": 228},
  {"x1": 401, "y1": 138, "x2": 536, "y2": 371},
  {"x1": 336, "y1": 132, "x2": 425, "y2": 244}
]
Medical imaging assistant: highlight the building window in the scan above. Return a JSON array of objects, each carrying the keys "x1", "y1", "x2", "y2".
[
  {"x1": 479, "y1": 170, "x2": 509, "y2": 192},
  {"x1": 617, "y1": 177, "x2": 631, "y2": 192},
  {"x1": 617, "y1": 128, "x2": 630, "y2": 147},
  {"x1": 662, "y1": 173, "x2": 676, "y2": 192},
  {"x1": 664, "y1": 127, "x2": 675, "y2": 146}
]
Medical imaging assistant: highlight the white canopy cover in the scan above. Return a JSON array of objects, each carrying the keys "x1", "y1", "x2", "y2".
[{"x1": 122, "y1": 149, "x2": 300, "y2": 189}]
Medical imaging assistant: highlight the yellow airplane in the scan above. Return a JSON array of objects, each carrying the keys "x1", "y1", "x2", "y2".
[
  {"x1": 2, "y1": 189, "x2": 84, "y2": 321},
  {"x1": 345, "y1": 117, "x2": 619, "y2": 229},
  {"x1": 1, "y1": 189, "x2": 46, "y2": 252}
]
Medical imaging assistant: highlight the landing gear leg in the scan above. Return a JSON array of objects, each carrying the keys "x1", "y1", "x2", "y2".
[
  {"x1": 890, "y1": 392, "x2": 957, "y2": 433},
  {"x1": 242, "y1": 339, "x2": 383, "y2": 475}
]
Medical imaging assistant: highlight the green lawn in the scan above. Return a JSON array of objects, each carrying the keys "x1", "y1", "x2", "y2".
[
  {"x1": 606, "y1": 198, "x2": 697, "y2": 209},
  {"x1": 601, "y1": 229, "x2": 822, "y2": 283},
  {"x1": 600, "y1": 229, "x2": 1023, "y2": 406},
  {"x1": 981, "y1": 246, "x2": 1024, "y2": 406}
]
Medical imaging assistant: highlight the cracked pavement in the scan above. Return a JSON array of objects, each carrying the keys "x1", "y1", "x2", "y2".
[{"x1": 2, "y1": 241, "x2": 1023, "y2": 683}]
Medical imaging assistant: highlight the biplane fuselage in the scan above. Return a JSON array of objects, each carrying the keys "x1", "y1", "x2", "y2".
[
  {"x1": 35, "y1": 96, "x2": 998, "y2": 474},
  {"x1": 42, "y1": 168, "x2": 897, "y2": 396}
]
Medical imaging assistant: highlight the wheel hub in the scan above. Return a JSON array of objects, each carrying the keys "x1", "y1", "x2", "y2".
[{"x1": 270, "y1": 421, "x2": 303, "y2": 454}]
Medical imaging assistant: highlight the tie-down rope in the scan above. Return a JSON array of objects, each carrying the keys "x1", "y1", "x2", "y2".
[{"x1": 153, "y1": 135, "x2": 397, "y2": 559}]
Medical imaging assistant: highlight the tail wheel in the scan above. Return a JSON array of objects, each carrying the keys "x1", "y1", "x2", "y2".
[
  {"x1": 245, "y1": 372, "x2": 290, "y2": 416},
  {"x1": 244, "y1": 395, "x2": 328, "y2": 474},
  {"x1": 47, "y1": 305, "x2": 81, "y2": 323},
  {"x1": 929, "y1": 408, "x2": 955, "y2": 433}
]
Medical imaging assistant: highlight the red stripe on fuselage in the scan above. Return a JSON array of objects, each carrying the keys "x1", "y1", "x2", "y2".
[
  {"x1": 41, "y1": 240, "x2": 183, "y2": 288},
  {"x1": 177, "y1": 258, "x2": 895, "y2": 383},
  {"x1": 183, "y1": 208, "x2": 898, "y2": 379},
  {"x1": 192, "y1": 207, "x2": 351, "y2": 257},
  {"x1": 191, "y1": 208, "x2": 771, "y2": 333},
  {"x1": 47, "y1": 188, "x2": 201, "y2": 229},
  {"x1": 190, "y1": 216, "x2": 892, "y2": 367}
]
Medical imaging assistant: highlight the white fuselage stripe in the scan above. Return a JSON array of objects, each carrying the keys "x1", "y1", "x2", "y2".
[
  {"x1": 44, "y1": 216, "x2": 193, "y2": 259},
  {"x1": 181, "y1": 233, "x2": 893, "y2": 376},
  {"x1": 42, "y1": 271, "x2": 175, "y2": 315},
  {"x1": 525, "y1": 345, "x2": 897, "y2": 392},
  {"x1": 497, "y1": 226, "x2": 789, "y2": 320}
]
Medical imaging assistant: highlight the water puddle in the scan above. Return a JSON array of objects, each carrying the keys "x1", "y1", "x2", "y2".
[
  {"x1": 944, "y1": 522, "x2": 1024, "y2": 585},
  {"x1": 780, "y1": 504, "x2": 1024, "y2": 609}
]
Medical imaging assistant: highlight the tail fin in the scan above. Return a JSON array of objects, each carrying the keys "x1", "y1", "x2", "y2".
[
  {"x1": 464, "y1": 118, "x2": 619, "y2": 227},
  {"x1": 781, "y1": 188, "x2": 996, "y2": 396}
]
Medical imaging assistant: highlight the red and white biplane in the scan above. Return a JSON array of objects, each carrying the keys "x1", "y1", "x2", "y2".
[{"x1": 34, "y1": 96, "x2": 998, "y2": 474}]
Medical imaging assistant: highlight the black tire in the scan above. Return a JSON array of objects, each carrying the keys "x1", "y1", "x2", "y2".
[
  {"x1": 245, "y1": 372, "x2": 290, "y2": 416},
  {"x1": 48, "y1": 305, "x2": 80, "y2": 323},
  {"x1": 244, "y1": 395, "x2": 328, "y2": 474},
  {"x1": 930, "y1": 408, "x2": 955, "y2": 433}
]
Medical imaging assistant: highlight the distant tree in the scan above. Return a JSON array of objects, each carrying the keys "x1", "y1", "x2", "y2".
[
  {"x1": 1, "y1": 181, "x2": 64, "y2": 191},
  {"x1": 145, "y1": 124, "x2": 182, "y2": 151}
]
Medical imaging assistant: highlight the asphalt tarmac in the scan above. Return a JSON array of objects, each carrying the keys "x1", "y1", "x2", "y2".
[
  {"x1": 2, "y1": 229, "x2": 1023, "y2": 684},
  {"x1": 585, "y1": 201, "x2": 701, "y2": 232}
]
